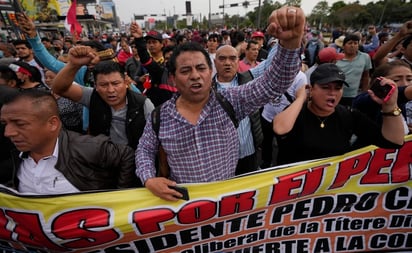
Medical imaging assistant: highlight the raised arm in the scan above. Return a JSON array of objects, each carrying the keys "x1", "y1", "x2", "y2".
[
  {"x1": 267, "y1": 7, "x2": 305, "y2": 49},
  {"x1": 373, "y1": 21, "x2": 412, "y2": 67},
  {"x1": 273, "y1": 84, "x2": 307, "y2": 135},
  {"x1": 231, "y1": 6, "x2": 305, "y2": 118},
  {"x1": 16, "y1": 12, "x2": 87, "y2": 85},
  {"x1": 130, "y1": 22, "x2": 164, "y2": 85},
  {"x1": 368, "y1": 77, "x2": 405, "y2": 145},
  {"x1": 52, "y1": 46, "x2": 99, "y2": 102}
]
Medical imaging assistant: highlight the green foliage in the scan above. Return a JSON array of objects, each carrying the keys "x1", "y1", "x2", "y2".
[
  {"x1": 169, "y1": 0, "x2": 412, "y2": 31},
  {"x1": 285, "y1": 0, "x2": 301, "y2": 7},
  {"x1": 246, "y1": 1, "x2": 282, "y2": 29},
  {"x1": 308, "y1": 0, "x2": 412, "y2": 29}
]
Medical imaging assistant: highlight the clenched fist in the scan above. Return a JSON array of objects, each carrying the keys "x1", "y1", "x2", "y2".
[{"x1": 267, "y1": 6, "x2": 305, "y2": 49}]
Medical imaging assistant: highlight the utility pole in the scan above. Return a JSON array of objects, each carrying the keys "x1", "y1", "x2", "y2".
[
  {"x1": 222, "y1": 0, "x2": 225, "y2": 25},
  {"x1": 256, "y1": 0, "x2": 262, "y2": 29},
  {"x1": 209, "y1": 0, "x2": 211, "y2": 29}
]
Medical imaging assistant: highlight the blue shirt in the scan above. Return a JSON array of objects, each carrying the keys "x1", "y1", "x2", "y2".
[{"x1": 28, "y1": 35, "x2": 89, "y2": 131}]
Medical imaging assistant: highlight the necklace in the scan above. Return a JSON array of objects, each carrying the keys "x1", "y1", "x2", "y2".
[{"x1": 316, "y1": 116, "x2": 328, "y2": 128}]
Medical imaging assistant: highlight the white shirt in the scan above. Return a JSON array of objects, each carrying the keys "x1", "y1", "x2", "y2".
[
  {"x1": 261, "y1": 71, "x2": 307, "y2": 122},
  {"x1": 17, "y1": 139, "x2": 80, "y2": 195}
]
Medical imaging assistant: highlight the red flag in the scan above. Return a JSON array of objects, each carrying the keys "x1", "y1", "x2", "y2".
[{"x1": 64, "y1": 0, "x2": 82, "y2": 39}]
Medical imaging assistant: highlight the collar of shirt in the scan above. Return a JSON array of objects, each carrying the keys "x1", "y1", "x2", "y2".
[
  {"x1": 242, "y1": 58, "x2": 258, "y2": 66},
  {"x1": 20, "y1": 138, "x2": 59, "y2": 161},
  {"x1": 213, "y1": 74, "x2": 238, "y2": 91},
  {"x1": 110, "y1": 96, "x2": 128, "y2": 113}
]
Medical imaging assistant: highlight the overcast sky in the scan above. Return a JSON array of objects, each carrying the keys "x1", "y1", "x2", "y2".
[{"x1": 112, "y1": 0, "x2": 374, "y2": 23}]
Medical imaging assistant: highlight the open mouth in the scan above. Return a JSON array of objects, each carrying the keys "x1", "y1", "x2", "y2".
[
  {"x1": 106, "y1": 95, "x2": 117, "y2": 102},
  {"x1": 326, "y1": 98, "x2": 336, "y2": 107},
  {"x1": 190, "y1": 83, "x2": 202, "y2": 92}
]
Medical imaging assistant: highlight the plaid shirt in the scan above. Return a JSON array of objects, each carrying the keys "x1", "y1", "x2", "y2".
[{"x1": 136, "y1": 45, "x2": 301, "y2": 184}]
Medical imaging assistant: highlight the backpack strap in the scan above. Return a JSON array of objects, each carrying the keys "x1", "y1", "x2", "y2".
[
  {"x1": 284, "y1": 91, "x2": 295, "y2": 104},
  {"x1": 151, "y1": 104, "x2": 162, "y2": 137},
  {"x1": 152, "y1": 91, "x2": 239, "y2": 137},
  {"x1": 150, "y1": 104, "x2": 169, "y2": 177},
  {"x1": 215, "y1": 91, "x2": 239, "y2": 128}
]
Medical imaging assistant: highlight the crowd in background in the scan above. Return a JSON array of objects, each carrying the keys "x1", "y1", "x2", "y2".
[{"x1": 0, "y1": 8, "x2": 410, "y2": 200}]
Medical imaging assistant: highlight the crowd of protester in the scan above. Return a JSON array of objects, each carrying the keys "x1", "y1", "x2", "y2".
[{"x1": 0, "y1": 7, "x2": 410, "y2": 201}]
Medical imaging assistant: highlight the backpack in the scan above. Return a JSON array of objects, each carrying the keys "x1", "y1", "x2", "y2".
[{"x1": 305, "y1": 40, "x2": 321, "y2": 67}]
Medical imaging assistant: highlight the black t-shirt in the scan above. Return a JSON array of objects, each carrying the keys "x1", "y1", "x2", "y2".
[{"x1": 275, "y1": 104, "x2": 399, "y2": 165}]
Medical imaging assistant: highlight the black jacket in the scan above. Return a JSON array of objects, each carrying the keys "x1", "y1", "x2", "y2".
[
  {"x1": 88, "y1": 89, "x2": 147, "y2": 149},
  {"x1": 0, "y1": 86, "x2": 19, "y2": 184},
  {"x1": 134, "y1": 37, "x2": 176, "y2": 106},
  {"x1": 7, "y1": 128, "x2": 142, "y2": 191}
]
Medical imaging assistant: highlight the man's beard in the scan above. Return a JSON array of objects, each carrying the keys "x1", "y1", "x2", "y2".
[{"x1": 18, "y1": 54, "x2": 30, "y2": 61}]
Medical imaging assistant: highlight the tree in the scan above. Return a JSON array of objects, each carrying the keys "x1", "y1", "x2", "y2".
[
  {"x1": 330, "y1": 1, "x2": 346, "y2": 12},
  {"x1": 307, "y1": 1, "x2": 329, "y2": 28},
  {"x1": 328, "y1": 1, "x2": 347, "y2": 27},
  {"x1": 246, "y1": 1, "x2": 282, "y2": 29},
  {"x1": 333, "y1": 4, "x2": 371, "y2": 29},
  {"x1": 284, "y1": 0, "x2": 301, "y2": 7}
]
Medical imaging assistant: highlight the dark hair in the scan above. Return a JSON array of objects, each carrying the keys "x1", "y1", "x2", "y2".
[
  {"x1": 93, "y1": 61, "x2": 125, "y2": 80},
  {"x1": 168, "y1": 42, "x2": 212, "y2": 75},
  {"x1": 81, "y1": 40, "x2": 106, "y2": 52},
  {"x1": 231, "y1": 31, "x2": 245, "y2": 47},
  {"x1": 208, "y1": 33, "x2": 222, "y2": 43},
  {"x1": 3, "y1": 89, "x2": 58, "y2": 118},
  {"x1": 246, "y1": 40, "x2": 259, "y2": 50},
  {"x1": 402, "y1": 35, "x2": 412, "y2": 49},
  {"x1": 162, "y1": 45, "x2": 175, "y2": 56},
  {"x1": 343, "y1": 34, "x2": 360, "y2": 45},
  {"x1": 0, "y1": 65, "x2": 18, "y2": 82},
  {"x1": 41, "y1": 37, "x2": 51, "y2": 42},
  {"x1": 175, "y1": 34, "x2": 186, "y2": 45},
  {"x1": 12, "y1": 61, "x2": 42, "y2": 83},
  {"x1": 12, "y1": 39, "x2": 32, "y2": 49},
  {"x1": 378, "y1": 32, "x2": 389, "y2": 40},
  {"x1": 371, "y1": 60, "x2": 411, "y2": 82}
]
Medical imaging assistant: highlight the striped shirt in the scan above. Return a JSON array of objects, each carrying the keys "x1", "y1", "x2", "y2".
[{"x1": 136, "y1": 45, "x2": 301, "y2": 184}]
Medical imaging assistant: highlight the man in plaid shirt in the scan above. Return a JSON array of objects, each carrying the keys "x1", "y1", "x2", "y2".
[{"x1": 136, "y1": 6, "x2": 306, "y2": 201}]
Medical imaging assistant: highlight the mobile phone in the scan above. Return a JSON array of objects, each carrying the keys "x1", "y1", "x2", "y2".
[
  {"x1": 13, "y1": 0, "x2": 24, "y2": 14},
  {"x1": 169, "y1": 186, "x2": 189, "y2": 201},
  {"x1": 370, "y1": 77, "x2": 396, "y2": 102},
  {"x1": 96, "y1": 48, "x2": 116, "y2": 61}
]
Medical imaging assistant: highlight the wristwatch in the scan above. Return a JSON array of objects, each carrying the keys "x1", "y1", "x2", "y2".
[{"x1": 381, "y1": 107, "x2": 402, "y2": 116}]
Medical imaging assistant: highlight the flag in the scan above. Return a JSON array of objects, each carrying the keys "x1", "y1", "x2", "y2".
[{"x1": 64, "y1": 0, "x2": 82, "y2": 39}]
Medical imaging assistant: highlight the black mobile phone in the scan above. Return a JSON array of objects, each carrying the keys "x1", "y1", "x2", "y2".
[
  {"x1": 12, "y1": 0, "x2": 24, "y2": 14},
  {"x1": 370, "y1": 77, "x2": 396, "y2": 102},
  {"x1": 169, "y1": 186, "x2": 189, "y2": 201}
]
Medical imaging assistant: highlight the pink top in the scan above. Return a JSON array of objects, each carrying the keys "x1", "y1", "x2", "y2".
[{"x1": 238, "y1": 59, "x2": 260, "y2": 72}]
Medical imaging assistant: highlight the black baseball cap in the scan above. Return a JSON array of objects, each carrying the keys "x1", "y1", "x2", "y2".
[
  {"x1": 145, "y1": 30, "x2": 163, "y2": 41},
  {"x1": 310, "y1": 63, "x2": 349, "y2": 87}
]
